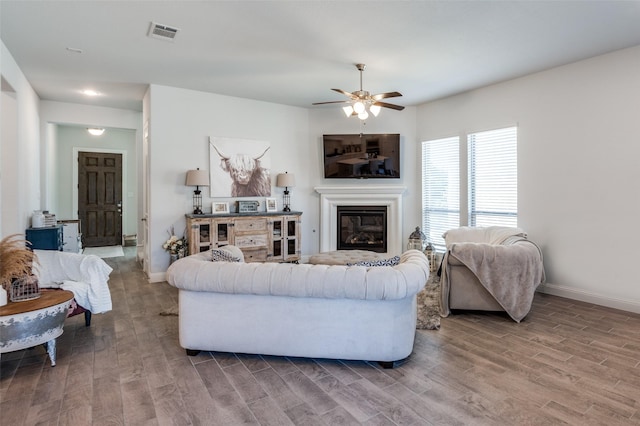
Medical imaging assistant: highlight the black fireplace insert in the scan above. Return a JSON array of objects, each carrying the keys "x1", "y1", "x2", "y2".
[{"x1": 337, "y1": 206, "x2": 387, "y2": 253}]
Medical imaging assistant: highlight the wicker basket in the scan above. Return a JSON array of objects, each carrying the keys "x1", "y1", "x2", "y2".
[{"x1": 10, "y1": 275, "x2": 41, "y2": 302}]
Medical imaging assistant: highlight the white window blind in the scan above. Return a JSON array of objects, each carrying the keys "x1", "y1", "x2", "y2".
[
  {"x1": 421, "y1": 137, "x2": 460, "y2": 249},
  {"x1": 468, "y1": 126, "x2": 518, "y2": 227}
]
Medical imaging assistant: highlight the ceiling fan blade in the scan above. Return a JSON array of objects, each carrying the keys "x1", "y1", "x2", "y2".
[
  {"x1": 373, "y1": 101, "x2": 405, "y2": 111},
  {"x1": 312, "y1": 100, "x2": 351, "y2": 105},
  {"x1": 372, "y1": 91, "x2": 402, "y2": 100},
  {"x1": 331, "y1": 88, "x2": 354, "y2": 97}
]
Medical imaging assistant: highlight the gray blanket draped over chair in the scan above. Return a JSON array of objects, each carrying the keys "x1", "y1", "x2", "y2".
[{"x1": 440, "y1": 227, "x2": 545, "y2": 322}]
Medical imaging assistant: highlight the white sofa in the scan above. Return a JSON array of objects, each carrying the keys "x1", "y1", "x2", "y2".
[{"x1": 166, "y1": 247, "x2": 430, "y2": 367}]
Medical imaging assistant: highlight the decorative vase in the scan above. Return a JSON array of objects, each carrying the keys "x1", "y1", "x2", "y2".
[{"x1": 170, "y1": 253, "x2": 178, "y2": 264}]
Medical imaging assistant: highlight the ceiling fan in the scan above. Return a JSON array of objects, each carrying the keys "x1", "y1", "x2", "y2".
[{"x1": 313, "y1": 63, "x2": 404, "y2": 120}]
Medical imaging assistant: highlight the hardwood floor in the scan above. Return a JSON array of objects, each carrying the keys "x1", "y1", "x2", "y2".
[{"x1": 2, "y1": 249, "x2": 640, "y2": 425}]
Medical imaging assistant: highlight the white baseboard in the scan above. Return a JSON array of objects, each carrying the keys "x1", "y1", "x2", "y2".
[
  {"x1": 148, "y1": 272, "x2": 167, "y2": 283},
  {"x1": 539, "y1": 283, "x2": 640, "y2": 315}
]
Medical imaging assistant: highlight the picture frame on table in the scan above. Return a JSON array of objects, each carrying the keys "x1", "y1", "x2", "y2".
[
  {"x1": 212, "y1": 201, "x2": 230, "y2": 214},
  {"x1": 265, "y1": 197, "x2": 278, "y2": 212}
]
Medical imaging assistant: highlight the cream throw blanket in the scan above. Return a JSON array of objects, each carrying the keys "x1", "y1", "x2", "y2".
[
  {"x1": 441, "y1": 228, "x2": 545, "y2": 322},
  {"x1": 33, "y1": 249, "x2": 113, "y2": 314}
]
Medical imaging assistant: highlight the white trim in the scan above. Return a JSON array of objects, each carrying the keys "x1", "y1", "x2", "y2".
[
  {"x1": 314, "y1": 185, "x2": 406, "y2": 256},
  {"x1": 72, "y1": 147, "x2": 127, "y2": 236},
  {"x1": 149, "y1": 272, "x2": 166, "y2": 283},
  {"x1": 539, "y1": 283, "x2": 640, "y2": 315}
]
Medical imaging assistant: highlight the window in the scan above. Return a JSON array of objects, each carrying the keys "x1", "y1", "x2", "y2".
[
  {"x1": 421, "y1": 137, "x2": 460, "y2": 249},
  {"x1": 421, "y1": 126, "x2": 518, "y2": 248},
  {"x1": 468, "y1": 127, "x2": 518, "y2": 227}
]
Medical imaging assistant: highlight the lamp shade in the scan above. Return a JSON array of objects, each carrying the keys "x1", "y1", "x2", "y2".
[
  {"x1": 185, "y1": 169, "x2": 209, "y2": 186},
  {"x1": 276, "y1": 173, "x2": 295, "y2": 188}
]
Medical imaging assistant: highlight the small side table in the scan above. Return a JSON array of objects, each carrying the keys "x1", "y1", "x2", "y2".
[{"x1": 0, "y1": 290, "x2": 73, "y2": 366}]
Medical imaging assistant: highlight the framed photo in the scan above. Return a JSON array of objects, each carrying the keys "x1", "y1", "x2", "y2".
[
  {"x1": 265, "y1": 197, "x2": 278, "y2": 212},
  {"x1": 212, "y1": 201, "x2": 230, "y2": 214}
]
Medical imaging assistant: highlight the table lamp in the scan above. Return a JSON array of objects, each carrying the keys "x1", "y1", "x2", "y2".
[
  {"x1": 276, "y1": 172, "x2": 295, "y2": 212},
  {"x1": 185, "y1": 168, "x2": 210, "y2": 214}
]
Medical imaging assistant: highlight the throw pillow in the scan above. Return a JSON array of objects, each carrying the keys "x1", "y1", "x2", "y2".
[
  {"x1": 347, "y1": 255, "x2": 401, "y2": 267},
  {"x1": 211, "y1": 249, "x2": 241, "y2": 262}
]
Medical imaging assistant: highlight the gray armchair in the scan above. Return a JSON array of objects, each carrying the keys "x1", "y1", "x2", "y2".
[{"x1": 440, "y1": 226, "x2": 545, "y2": 322}]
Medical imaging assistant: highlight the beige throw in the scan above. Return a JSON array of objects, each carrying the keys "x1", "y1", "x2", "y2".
[{"x1": 441, "y1": 238, "x2": 545, "y2": 322}]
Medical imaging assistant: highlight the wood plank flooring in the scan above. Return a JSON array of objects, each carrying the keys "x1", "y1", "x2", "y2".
[{"x1": 2, "y1": 249, "x2": 640, "y2": 425}]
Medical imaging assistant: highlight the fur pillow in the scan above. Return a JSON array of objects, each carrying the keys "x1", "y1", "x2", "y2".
[{"x1": 348, "y1": 255, "x2": 400, "y2": 267}]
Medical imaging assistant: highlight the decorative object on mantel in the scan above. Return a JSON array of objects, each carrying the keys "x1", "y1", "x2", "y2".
[
  {"x1": 238, "y1": 200, "x2": 260, "y2": 213},
  {"x1": 0, "y1": 234, "x2": 39, "y2": 303},
  {"x1": 276, "y1": 172, "x2": 295, "y2": 212},
  {"x1": 185, "y1": 168, "x2": 210, "y2": 214},
  {"x1": 265, "y1": 197, "x2": 278, "y2": 212},
  {"x1": 312, "y1": 63, "x2": 405, "y2": 120},
  {"x1": 407, "y1": 226, "x2": 427, "y2": 251}
]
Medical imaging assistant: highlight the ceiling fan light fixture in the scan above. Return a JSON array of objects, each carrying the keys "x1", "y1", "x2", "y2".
[{"x1": 312, "y1": 63, "x2": 403, "y2": 119}]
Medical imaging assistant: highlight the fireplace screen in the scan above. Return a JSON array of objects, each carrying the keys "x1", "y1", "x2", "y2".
[{"x1": 337, "y1": 206, "x2": 387, "y2": 253}]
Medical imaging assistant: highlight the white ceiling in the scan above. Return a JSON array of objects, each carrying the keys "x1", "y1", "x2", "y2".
[{"x1": 2, "y1": 1, "x2": 640, "y2": 112}]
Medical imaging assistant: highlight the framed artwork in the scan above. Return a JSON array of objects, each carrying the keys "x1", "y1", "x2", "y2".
[
  {"x1": 212, "y1": 202, "x2": 230, "y2": 214},
  {"x1": 265, "y1": 197, "x2": 278, "y2": 212},
  {"x1": 209, "y1": 136, "x2": 271, "y2": 198}
]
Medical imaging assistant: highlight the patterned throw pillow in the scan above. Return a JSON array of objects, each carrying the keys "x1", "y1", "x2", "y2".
[
  {"x1": 211, "y1": 249, "x2": 241, "y2": 262},
  {"x1": 348, "y1": 255, "x2": 401, "y2": 267}
]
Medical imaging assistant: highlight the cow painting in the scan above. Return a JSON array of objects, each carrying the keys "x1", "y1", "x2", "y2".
[{"x1": 209, "y1": 138, "x2": 271, "y2": 197}]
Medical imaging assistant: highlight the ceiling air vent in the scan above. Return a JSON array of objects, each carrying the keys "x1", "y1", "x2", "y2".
[{"x1": 148, "y1": 22, "x2": 179, "y2": 41}]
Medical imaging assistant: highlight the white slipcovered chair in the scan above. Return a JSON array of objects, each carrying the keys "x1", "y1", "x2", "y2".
[{"x1": 33, "y1": 249, "x2": 113, "y2": 325}]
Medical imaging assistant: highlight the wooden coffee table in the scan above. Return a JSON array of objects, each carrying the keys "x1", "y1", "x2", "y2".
[{"x1": 0, "y1": 290, "x2": 73, "y2": 366}]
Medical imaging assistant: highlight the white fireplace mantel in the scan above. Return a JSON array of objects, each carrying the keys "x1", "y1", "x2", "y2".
[{"x1": 314, "y1": 185, "x2": 407, "y2": 255}]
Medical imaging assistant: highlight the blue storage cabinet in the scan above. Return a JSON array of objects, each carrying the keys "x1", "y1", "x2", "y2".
[{"x1": 26, "y1": 225, "x2": 63, "y2": 251}]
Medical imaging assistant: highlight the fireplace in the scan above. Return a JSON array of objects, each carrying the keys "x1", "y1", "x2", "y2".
[
  {"x1": 314, "y1": 185, "x2": 406, "y2": 255},
  {"x1": 337, "y1": 206, "x2": 387, "y2": 253}
]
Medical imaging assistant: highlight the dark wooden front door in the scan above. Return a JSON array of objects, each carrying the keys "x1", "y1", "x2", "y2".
[{"x1": 78, "y1": 152, "x2": 122, "y2": 247}]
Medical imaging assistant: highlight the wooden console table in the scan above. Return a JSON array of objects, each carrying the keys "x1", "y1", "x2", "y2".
[
  {"x1": 0, "y1": 290, "x2": 73, "y2": 366},
  {"x1": 186, "y1": 212, "x2": 302, "y2": 263}
]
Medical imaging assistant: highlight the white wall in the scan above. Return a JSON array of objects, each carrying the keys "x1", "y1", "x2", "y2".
[
  {"x1": 1, "y1": 83, "x2": 19, "y2": 234},
  {"x1": 53, "y1": 125, "x2": 137, "y2": 237},
  {"x1": 147, "y1": 84, "x2": 310, "y2": 280},
  {"x1": 308, "y1": 106, "x2": 419, "y2": 248},
  {"x1": 417, "y1": 45, "x2": 640, "y2": 312},
  {"x1": 0, "y1": 41, "x2": 42, "y2": 235}
]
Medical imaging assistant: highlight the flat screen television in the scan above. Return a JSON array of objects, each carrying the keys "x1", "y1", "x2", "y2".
[{"x1": 323, "y1": 133, "x2": 400, "y2": 179}]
